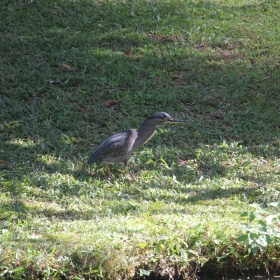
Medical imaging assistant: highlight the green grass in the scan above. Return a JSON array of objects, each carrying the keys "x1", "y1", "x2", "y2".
[{"x1": 1, "y1": 0, "x2": 280, "y2": 279}]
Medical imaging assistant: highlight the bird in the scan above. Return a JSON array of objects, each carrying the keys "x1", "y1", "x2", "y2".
[{"x1": 87, "y1": 112, "x2": 187, "y2": 180}]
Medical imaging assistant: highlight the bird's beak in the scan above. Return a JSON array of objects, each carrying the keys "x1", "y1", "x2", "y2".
[{"x1": 167, "y1": 118, "x2": 188, "y2": 124}]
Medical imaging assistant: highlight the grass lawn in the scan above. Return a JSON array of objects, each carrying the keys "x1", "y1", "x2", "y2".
[{"x1": 1, "y1": 0, "x2": 280, "y2": 279}]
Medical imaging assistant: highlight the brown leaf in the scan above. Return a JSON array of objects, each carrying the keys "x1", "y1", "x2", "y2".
[
  {"x1": 0, "y1": 160, "x2": 14, "y2": 169},
  {"x1": 105, "y1": 100, "x2": 119, "y2": 107},
  {"x1": 124, "y1": 50, "x2": 131, "y2": 57},
  {"x1": 61, "y1": 63, "x2": 73, "y2": 71},
  {"x1": 152, "y1": 35, "x2": 177, "y2": 43}
]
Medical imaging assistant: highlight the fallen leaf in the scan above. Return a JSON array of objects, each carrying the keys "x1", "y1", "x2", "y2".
[
  {"x1": 0, "y1": 160, "x2": 14, "y2": 169},
  {"x1": 124, "y1": 50, "x2": 131, "y2": 57},
  {"x1": 152, "y1": 35, "x2": 177, "y2": 43},
  {"x1": 105, "y1": 100, "x2": 119, "y2": 107},
  {"x1": 61, "y1": 63, "x2": 73, "y2": 71}
]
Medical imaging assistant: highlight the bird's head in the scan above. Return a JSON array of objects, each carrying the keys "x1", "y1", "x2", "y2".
[{"x1": 147, "y1": 112, "x2": 187, "y2": 126}]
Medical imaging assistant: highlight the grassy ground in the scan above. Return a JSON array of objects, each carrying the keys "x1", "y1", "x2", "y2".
[{"x1": 1, "y1": 0, "x2": 280, "y2": 279}]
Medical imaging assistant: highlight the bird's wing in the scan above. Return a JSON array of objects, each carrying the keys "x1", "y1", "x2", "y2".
[{"x1": 88, "y1": 130, "x2": 137, "y2": 163}]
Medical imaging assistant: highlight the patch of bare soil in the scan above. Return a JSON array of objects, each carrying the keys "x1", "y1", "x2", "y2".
[{"x1": 196, "y1": 44, "x2": 245, "y2": 61}]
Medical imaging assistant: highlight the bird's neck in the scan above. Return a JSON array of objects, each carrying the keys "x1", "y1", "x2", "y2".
[{"x1": 133, "y1": 120, "x2": 158, "y2": 151}]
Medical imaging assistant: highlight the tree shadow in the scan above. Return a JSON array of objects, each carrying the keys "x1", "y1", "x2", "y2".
[
  {"x1": 2, "y1": 2, "x2": 280, "y2": 280},
  {"x1": 1, "y1": 0, "x2": 280, "y2": 250}
]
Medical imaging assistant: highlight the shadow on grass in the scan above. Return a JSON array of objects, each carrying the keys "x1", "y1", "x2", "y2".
[
  {"x1": 1, "y1": 138, "x2": 279, "y2": 208},
  {"x1": 2, "y1": 1, "x2": 280, "y2": 279},
  {"x1": 1, "y1": 0, "x2": 280, "y2": 216}
]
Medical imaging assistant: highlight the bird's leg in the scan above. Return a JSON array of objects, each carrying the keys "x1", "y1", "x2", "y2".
[
  {"x1": 126, "y1": 166, "x2": 136, "y2": 181},
  {"x1": 123, "y1": 160, "x2": 136, "y2": 181},
  {"x1": 107, "y1": 164, "x2": 111, "y2": 178}
]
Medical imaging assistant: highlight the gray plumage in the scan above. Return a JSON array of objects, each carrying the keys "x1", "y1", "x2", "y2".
[{"x1": 87, "y1": 112, "x2": 187, "y2": 180}]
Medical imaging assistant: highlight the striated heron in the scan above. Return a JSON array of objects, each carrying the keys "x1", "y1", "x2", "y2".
[{"x1": 87, "y1": 112, "x2": 187, "y2": 180}]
